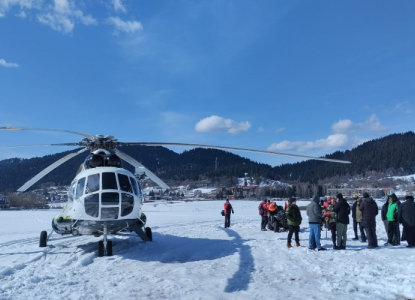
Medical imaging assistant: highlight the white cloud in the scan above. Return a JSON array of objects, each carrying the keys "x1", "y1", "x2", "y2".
[
  {"x1": 15, "y1": 10, "x2": 26, "y2": 18},
  {"x1": 107, "y1": 16, "x2": 142, "y2": 34},
  {"x1": 267, "y1": 133, "x2": 348, "y2": 152},
  {"x1": 0, "y1": 59, "x2": 19, "y2": 67},
  {"x1": 195, "y1": 115, "x2": 251, "y2": 135},
  {"x1": 37, "y1": 0, "x2": 97, "y2": 34},
  {"x1": 112, "y1": 0, "x2": 126, "y2": 12},
  {"x1": 0, "y1": 0, "x2": 41, "y2": 17},
  {"x1": 331, "y1": 114, "x2": 387, "y2": 134},
  {"x1": 275, "y1": 127, "x2": 285, "y2": 134},
  {"x1": 384, "y1": 101, "x2": 413, "y2": 115},
  {"x1": 257, "y1": 127, "x2": 264, "y2": 132}
]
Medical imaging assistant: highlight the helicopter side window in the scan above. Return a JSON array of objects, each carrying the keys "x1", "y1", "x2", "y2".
[
  {"x1": 118, "y1": 174, "x2": 133, "y2": 193},
  {"x1": 130, "y1": 177, "x2": 140, "y2": 196},
  {"x1": 101, "y1": 192, "x2": 120, "y2": 205},
  {"x1": 75, "y1": 177, "x2": 86, "y2": 200},
  {"x1": 85, "y1": 173, "x2": 100, "y2": 194},
  {"x1": 68, "y1": 181, "x2": 76, "y2": 203},
  {"x1": 102, "y1": 172, "x2": 118, "y2": 190},
  {"x1": 121, "y1": 193, "x2": 134, "y2": 216},
  {"x1": 84, "y1": 193, "x2": 99, "y2": 218}
]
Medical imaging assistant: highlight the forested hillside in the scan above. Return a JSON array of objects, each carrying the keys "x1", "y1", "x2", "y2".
[
  {"x1": 274, "y1": 132, "x2": 415, "y2": 183},
  {"x1": 1, "y1": 131, "x2": 415, "y2": 192}
]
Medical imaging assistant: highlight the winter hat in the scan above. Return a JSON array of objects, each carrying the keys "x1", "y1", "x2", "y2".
[
  {"x1": 363, "y1": 192, "x2": 369, "y2": 198},
  {"x1": 313, "y1": 195, "x2": 320, "y2": 202},
  {"x1": 406, "y1": 195, "x2": 414, "y2": 201},
  {"x1": 288, "y1": 197, "x2": 296, "y2": 204},
  {"x1": 336, "y1": 193, "x2": 343, "y2": 199}
]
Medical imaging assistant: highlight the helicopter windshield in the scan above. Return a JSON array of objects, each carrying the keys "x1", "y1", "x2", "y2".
[
  {"x1": 80, "y1": 171, "x2": 138, "y2": 219},
  {"x1": 102, "y1": 172, "x2": 118, "y2": 190},
  {"x1": 75, "y1": 177, "x2": 86, "y2": 200},
  {"x1": 118, "y1": 173, "x2": 133, "y2": 193},
  {"x1": 85, "y1": 174, "x2": 100, "y2": 194}
]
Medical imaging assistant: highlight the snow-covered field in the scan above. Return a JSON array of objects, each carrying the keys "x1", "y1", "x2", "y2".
[{"x1": 0, "y1": 200, "x2": 414, "y2": 300}]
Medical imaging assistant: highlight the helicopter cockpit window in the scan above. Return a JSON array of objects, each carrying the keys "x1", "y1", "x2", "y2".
[
  {"x1": 130, "y1": 177, "x2": 140, "y2": 196},
  {"x1": 68, "y1": 181, "x2": 76, "y2": 203},
  {"x1": 101, "y1": 192, "x2": 120, "y2": 206},
  {"x1": 102, "y1": 172, "x2": 118, "y2": 190},
  {"x1": 101, "y1": 207, "x2": 119, "y2": 220},
  {"x1": 84, "y1": 193, "x2": 99, "y2": 218},
  {"x1": 75, "y1": 177, "x2": 86, "y2": 200},
  {"x1": 121, "y1": 193, "x2": 134, "y2": 216},
  {"x1": 118, "y1": 174, "x2": 133, "y2": 193},
  {"x1": 85, "y1": 174, "x2": 100, "y2": 194}
]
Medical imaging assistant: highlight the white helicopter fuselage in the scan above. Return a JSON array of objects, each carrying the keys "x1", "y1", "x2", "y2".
[{"x1": 52, "y1": 166, "x2": 145, "y2": 236}]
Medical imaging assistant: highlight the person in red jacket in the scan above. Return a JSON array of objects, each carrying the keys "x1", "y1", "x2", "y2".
[
  {"x1": 224, "y1": 198, "x2": 234, "y2": 228},
  {"x1": 259, "y1": 199, "x2": 269, "y2": 231}
]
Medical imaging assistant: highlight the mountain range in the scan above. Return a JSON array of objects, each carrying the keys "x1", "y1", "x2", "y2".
[{"x1": 1, "y1": 131, "x2": 415, "y2": 193}]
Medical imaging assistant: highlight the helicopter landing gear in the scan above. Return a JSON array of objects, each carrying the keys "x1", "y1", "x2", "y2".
[
  {"x1": 39, "y1": 231, "x2": 48, "y2": 247},
  {"x1": 98, "y1": 223, "x2": 113, "y2": 257},
  {"x1": 145, "y1": 227, "x2": 152, "y2": 241}
]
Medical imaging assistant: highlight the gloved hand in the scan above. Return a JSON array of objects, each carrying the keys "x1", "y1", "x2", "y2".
[{"x1": 232, "y1": 210, "x2": 234, "y2": 214}]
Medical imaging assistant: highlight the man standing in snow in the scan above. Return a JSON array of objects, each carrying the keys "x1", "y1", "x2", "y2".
[
  {"x1": 398, "y1": 195, "x2": 415, "y2": 248},
  {"x1": 333, "y1": 193, "x2": 350, "y2": 250},
  {"x1": 383, "y1": 193, "x2": 401, "y2": 246},
  {"x1": 259, "y1": 199, "x2": 269, "y2": 231},
  {"x1": 307, "y1": 196, "x2": 326, "y2": 251},
  {"x1": 359, "y1": 192, "x2": 378, "y2": 249},
  {"x1": 384, "y1": 194, "x2": 400, "y2": 245},
  {"x1": 286, "y1": 197, "x2": 302, "y2": 248},
  {"x1": 224, "y1": 198, "x2": 234, "y2": 228},
  {"x1": 352, "y1": 196, "x2": 366, "y2": 242}
]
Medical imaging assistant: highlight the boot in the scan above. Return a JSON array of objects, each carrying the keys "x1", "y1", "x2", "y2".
[
  {"x1": 287, "y1": 243, "x2": 292, "y2": 249},
  {"x1": 296, "y1": 242, "x2": 300, "y2": 247}
]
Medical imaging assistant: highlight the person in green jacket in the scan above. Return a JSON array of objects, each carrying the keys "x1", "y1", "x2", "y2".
[
  {"x1": 385, "y1": 194, "x2": 400, "y2": 246},
  {"x1": 286, "y1": 197, "x2": 302, "y2": 248}
]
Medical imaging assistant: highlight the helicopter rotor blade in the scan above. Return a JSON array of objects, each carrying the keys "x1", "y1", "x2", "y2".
[
  {"x1": 17, "y1": 148, "x2": 88, "y2": 192},
  {"x1": 0, "y1": 127, "x2": 95, "y2": 140},
  {"x1": 114, "y1": 149, "x2": 170, "y2": 190},
  {"x1": 0, "y1": 143, "x2": 80, "y2": 149},
  {"x1": 119, "y1": 142, "x2": 351, "y2": 164}
]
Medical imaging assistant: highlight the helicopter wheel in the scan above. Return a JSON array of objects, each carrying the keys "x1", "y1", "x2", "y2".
[
  {"x1": 145, "y1": 227, "x2": 152, "y2": 242},
  {"x1": 98, "y1": 241, "x2": 104, "y2": 257},
  {"x1": 39, "y1": 231, "x2": 47, "y2": 247},
  {"x1": 106, "y1": 240, "x2": 113, "y2": 256}
]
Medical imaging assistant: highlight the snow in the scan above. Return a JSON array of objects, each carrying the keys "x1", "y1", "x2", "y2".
[{"x1": 1, "y1": 200, "x2": 415, "y2": 300}]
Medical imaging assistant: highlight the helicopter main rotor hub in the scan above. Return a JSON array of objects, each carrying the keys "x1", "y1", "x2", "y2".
[{"x1": 79, "y1": 135, "x2": 118, "y2": 151}]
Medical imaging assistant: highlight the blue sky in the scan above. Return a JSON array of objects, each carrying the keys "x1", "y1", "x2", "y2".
[{"x1": 1, "y1": 0, "x2": 415, "y2": 167}]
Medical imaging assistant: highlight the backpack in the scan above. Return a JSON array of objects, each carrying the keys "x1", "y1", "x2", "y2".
[{"x1": 221, "y1": 210, "x2": 225, "y2": 216}]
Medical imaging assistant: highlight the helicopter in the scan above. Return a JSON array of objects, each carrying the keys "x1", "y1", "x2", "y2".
[{"x1": 0, "y1": 126, "x2": 351, "y2": 257}]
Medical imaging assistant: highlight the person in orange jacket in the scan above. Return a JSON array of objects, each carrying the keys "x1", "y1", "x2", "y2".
[
  {"x1": 224, "y1": 198, "x2": 234, "y2": 228},
  {"x1": 258, "y1": 199, "x2": 269, "y2": 231}
]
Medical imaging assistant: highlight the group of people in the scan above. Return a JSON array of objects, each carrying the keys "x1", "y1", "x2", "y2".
[
  {"x1": 223, "y1": 192, "x2": 415, "y2": 250},
  {"x1": 298, "y1": 192, "x2": 415, "y2": 250}
]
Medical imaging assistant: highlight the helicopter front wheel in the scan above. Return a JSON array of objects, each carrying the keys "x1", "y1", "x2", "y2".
[
  {"x1": 98, "y1": 241, "x2": 104, "y2": 257},
  {"x1": 145, "y1": 227, "x2": 152, "y2": 241},
  {"x1": 39, "y1": 231, "x2": 47, "y2": 247}
]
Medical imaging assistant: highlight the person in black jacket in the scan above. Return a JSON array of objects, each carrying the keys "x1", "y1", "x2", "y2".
[
  {"x1": 398, "y1": 195, "x2": 415, "y2": 248},
  {"x1": 359, "y1": 192, "x2": 378, "y2": 249},
  {"x1": 333, "y1": 193, "x2": 350, "y2": 249}
]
